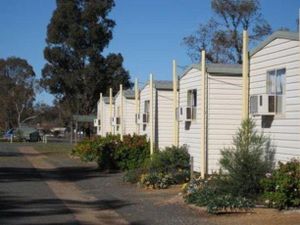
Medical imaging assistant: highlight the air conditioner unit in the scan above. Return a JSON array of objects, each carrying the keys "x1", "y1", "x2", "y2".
[
  {"x1": 116, "y1": 117, "x2": 121, "y2": 125},
  {"x1": 185, "y1": 107, "x2": 196, "y2": 121},
  {"x1": 176, "y1": 107, "x2": 184, "y2": 122},
  {"x1": 135, "y1": 113, "x2": 142, "y2": 124},
  {"x1": 142, "y1": 113, "x2": 149, "y2": 124},
  {"x1": 111, "y1": 117, "x2": 117, "y2": 126},
  {"x1": 94, "y1": 119, "x2": 100, "y2": 127},
  {"x1": 250, "y1": 94, "x2": 276, "y2": 115}
]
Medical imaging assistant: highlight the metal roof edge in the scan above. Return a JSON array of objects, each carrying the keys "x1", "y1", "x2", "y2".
[{"x1": 250, "y1": 31, "x2": 299, "y2": 57}]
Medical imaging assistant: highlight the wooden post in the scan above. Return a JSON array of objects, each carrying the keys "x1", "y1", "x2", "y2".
[
  {"x1": 120, "y1": 84, "x2": 124, "y2": 141},
  {"x1": 201, "y1": 50, "x2": 207, "y2": 179},
  {"x1": 190, "y1": 156, "x2": 194, "y2": 180},
  {"x1": 135, "y1": 78, "x2": 140, "y2": 134},
  {"x1": 149, "y1": 73, "x2": 154, "y2": 155},
  {"x1": 100, "y1": 93, "x2": 103, "y2": 136},
  {"x1": 10, "y1": 134, "x2": 13, "y2": 144},
  {"x1": 70, "y1": 120, "x2": 73, "y2": 144},
  {"x1": 109, "y1": 88, "x2": 113, "y2": 134},
  {"x1": 242, "y1": 30, "x2": 249, "y2": 119},
  {"x1": 75, "y1": 120, "x2": 78, "y2": 144},
  {"x1": 173, "y1": 60, "x2": 179, "y2": 147}
]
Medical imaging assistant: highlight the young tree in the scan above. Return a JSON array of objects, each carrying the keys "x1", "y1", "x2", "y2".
[
  {"x1": 0, "y1": 57, "x2": 36, "y2": 128},
  {"x1": 219, "y1": 118, "x2": 275, "y2": 198},
  {"x1": 41, "y1": 0, "x2": 132, "y2": 116},
  {"x1": 183, "y1": 0, "x2": 272, "y2": 63}
]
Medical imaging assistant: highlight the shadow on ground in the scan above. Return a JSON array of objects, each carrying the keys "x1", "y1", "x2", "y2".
[
  {"x1": 0, "y1": 192, "x2": 135, "y2": 225},
  {"x1": 0, "y1": 166, "x2": 106, "y2": 183}
]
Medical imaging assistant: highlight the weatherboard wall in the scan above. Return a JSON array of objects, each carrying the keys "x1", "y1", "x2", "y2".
[
  {"x1": 114, "y1": 93, "x2": 136, "y2": 136},
  {"x1": 179, "y1": 67, "x2": 243, "y2": 173},
  {"x1": 206, "y1": 74, "x2": 243, "y2": 173},
  {"x1": 179, "y1": 68, "x2": 203, "y2": 172},
  {"x1": 249, "y1": 37, "x2": 300, "y2": 162},
  {"x1": 139, "y1": 84, "x2": 173, "y2": 149}
]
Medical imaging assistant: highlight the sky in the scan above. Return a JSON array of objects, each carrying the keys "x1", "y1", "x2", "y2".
[{"x1": 0, "y1": 0, "x2": 299, "y2": 105}]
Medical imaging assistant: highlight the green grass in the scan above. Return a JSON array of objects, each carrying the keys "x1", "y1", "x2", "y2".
[{"x1": 32, "y1": 142, "x2": 74, "y2": 156}]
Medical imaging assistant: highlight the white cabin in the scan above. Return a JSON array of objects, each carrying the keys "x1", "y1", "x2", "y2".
[
  {"x1": 114, "y1": 89, "x2": 136, "y2": 136},
  {"x1": 95, "y1": 97, "x2": 114, "y2": 136},
  {"x1": 179, "y1": 64, "x2": 243, "y2": 173},
  {"x1": 139, "y1": 80, "x2": 174, "y2": 149},
  {"x1": 249, "y1": 31, "x2": 300, "y2": 162}
]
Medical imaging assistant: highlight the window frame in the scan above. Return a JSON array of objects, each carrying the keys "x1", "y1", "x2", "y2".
[{"x1": 266, "y1": 68, "x2": 286, "y2": 116}]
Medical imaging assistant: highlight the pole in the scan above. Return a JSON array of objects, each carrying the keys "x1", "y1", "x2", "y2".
[
  {"x1": 135, "y1": 78, "x2": 140, "y2": 134},
  {"x1": 201, "y1": 50, "x2": 207, "y2": 179},
  {"x1": 149, "y1": 73, "x2": 154, "y2": 155},
  {"x1": 100, "y1": 93, "x2": 103, "y2": 136},
  {"x1": 173, "y1": 60, "x2": 179, "y2": 147},
  {"x1": 70, "y1": 120, "x2": 73, "y2": 144},
  {"x1": 242, "y1": 30, "x2": 249, "y2": 119},
  {"x1": 109, "y1": 88, "x2": 113, "y2": 134},
  {"x1": 120, "y1": 84, "x2": 124, "y2": 141}
]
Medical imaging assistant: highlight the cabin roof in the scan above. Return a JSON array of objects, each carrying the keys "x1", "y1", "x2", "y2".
[
  {"x1": 250, "y1": 31, "x2": 299, "y2": 56},
  {"x1": 102, "y1": 97, "x2": 115, "y2": 104},
  {"x1": 179, "y1": 63, "x2": 242, "y2": 80},
  {"x1": 141, "y1": 80, "x2": 173, "y2": 91},
  {"x1": 114, "y1": 89, "x2": 135, "y2": 100}
]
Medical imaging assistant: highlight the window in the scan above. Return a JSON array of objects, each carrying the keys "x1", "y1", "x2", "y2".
[
  {"x1": 187, "y1": 89, "x2": 197, "y2": 120},
  {"x1": 144, "y1": 100, "x2": 150, "y2": 113},
  {"x1": 187, "y1": 89, "x2": 197, "y2": 107},
  {"x1": 266, "y1": 68, "x2": 285, "y2": 114}
]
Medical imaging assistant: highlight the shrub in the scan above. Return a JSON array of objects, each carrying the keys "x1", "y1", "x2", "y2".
[
  {"x1": 123, "y1": 168, "x2": 145, "y2": 184},
  {"x1": 261, "y1": 159, "x2": 300, "y2": 209},
  {"x1": 72, "y1": 135, "x2": 120, "y2": 170},
  {"x1": 140, "y1": 172, "x2": 173, "y2": 189},
  {"x1": 138, "y1": 145, "x2": 191, "y2": 189},
  {"x1": 72, "y1": 134, "x2": 150, "y2": 171},
  {"x1": 184, "y1": 176, "x2": 255, "y2": 214},
  {"x1": 95, "y1": 135, "x2": 120, "y2": 170},
  {"x1": 183, "y1": 119, "x2": 274, "y2": 214},
  {"x1": 71, "y1": 137, "x2": 101, "y2": 162},
  {"x1": 114, "y1": 134, "x2": 150, "y2": 170},
  {"x1": 219, "y1": 118, "x2": 275, "y2": 198},
  {"x1": 146, "y1": 145, "x2": 190, "y2": 174}
]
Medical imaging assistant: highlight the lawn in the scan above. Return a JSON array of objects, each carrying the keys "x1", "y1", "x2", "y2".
[{"x1": 32, "y1": 142, "x2": 74, "y2": 156}]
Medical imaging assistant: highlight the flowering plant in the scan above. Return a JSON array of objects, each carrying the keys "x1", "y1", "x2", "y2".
[{"x1": 260, "y1": 159, "x2": 300, "y2": 209}]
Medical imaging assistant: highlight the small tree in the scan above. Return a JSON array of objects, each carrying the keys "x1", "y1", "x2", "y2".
[{"x1": 219, "y1": 118, "x2": 275, "y2": 198}]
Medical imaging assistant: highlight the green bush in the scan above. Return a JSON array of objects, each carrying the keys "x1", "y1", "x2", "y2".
[
  {"x1": 123, "y1": 168, "x2": 146, "y2": 184},
  {"x1": 183, "y1": 119, "x2": 274, "y2": 214},
  {"x1": 72, "y1": 134, "x2": 149, "y2": 171},
  {"x1": 114, "y1": 134, "x2": 150, "y2": 170},
  {"x1": 72, "y1": 137, "x2": 101, "y2": 161},
  {"x1": 147, "y1": 145, "x2": 190, "y2": 174},
  {"x1": 72, "y1": 135, "x2": 120, "y2": 170},
  {"x1": 261, "y1": 159, "x2": 300, "y2": 209},
  {"x1": 219, "y1": 118, "x2": 275, "y2": 199},
  {"x1": 184, "y1": 176, "x2": 254, "y2": 214},
  {"x1": 140, "y1": 172, "x2": 174, "y2": 189},
  {"x1": 138, "y1": 145, "x2": 190, "y2": 189}
]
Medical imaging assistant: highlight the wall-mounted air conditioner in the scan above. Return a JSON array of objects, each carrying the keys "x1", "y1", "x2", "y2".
[
  {"x1": 94, "y1": 119, "x2": 100, "y2": 127},
  {"x1": 142, "y1": 113, "x2": 149, "y2": 124},
  {"x1": 250, "y1": 94, "x2": 276, "y2": 115},
  {"x1": 135, "y1": 113, "x2": 142, "y2": 124},
  {"x1": 112, "y1": 117, "x2": 121, "y2": 126},
  {"x1": 185, "y1": 107, "x2": 196, "y2": 121}
]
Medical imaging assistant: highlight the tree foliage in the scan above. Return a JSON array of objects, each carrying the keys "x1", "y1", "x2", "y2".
[
  {"x1": 183, "y1": 0, "x2": 272, "y2": 63},
  {"x1": 0, "y1": 57, "x2": 36, "y2": 129},
  {"x1": 219, "y1": 118, "x2": 276, "y2": 198},
  {"x1": 41, "y1": 0, "x2": 132, "y2": 116}
]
